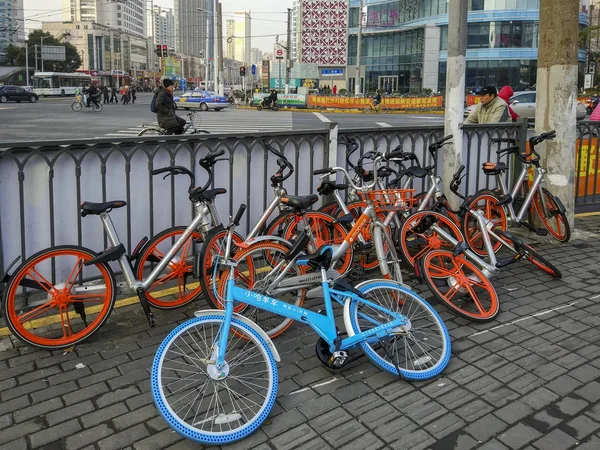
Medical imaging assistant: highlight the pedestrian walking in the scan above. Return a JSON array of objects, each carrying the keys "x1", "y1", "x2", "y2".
[
  {"x1": 464, "y1": 86, "x2": 510, "y2": 124},
  {"x1": 102, "y1": 85, "x2": 109, "y2": 104},
  {"x1": 110, "y1": 86, "x2": 118, "y2": 103},
  {"x1": 498, "y1": 86, "x2": 519, "y2": 122},
  {"x1": 234, "y1": 96, "x2": 239, "y2": 108},
  {"x1": 131, "y1": 86, "x2": 137, "y2": 104},
  {"x1": 333, "y1": 85, "x2": 337, "y2": 96}
]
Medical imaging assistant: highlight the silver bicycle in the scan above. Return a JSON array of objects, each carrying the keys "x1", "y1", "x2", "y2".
[{"x1": 137, "y1": 111, "x2": 209, "y2": 136}]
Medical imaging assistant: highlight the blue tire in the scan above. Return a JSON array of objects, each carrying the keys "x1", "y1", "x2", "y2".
[
  {"x1": 151, "y1": 315, "x2": 278, "y2": 445},
  {"x1": 349, "y1": 280, "x2": 451, "y2": 380}
]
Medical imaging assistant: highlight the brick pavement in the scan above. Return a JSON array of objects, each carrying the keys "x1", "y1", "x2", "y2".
[{"x1": 0, "y1": 215, "x2": 599, "y2": 450}]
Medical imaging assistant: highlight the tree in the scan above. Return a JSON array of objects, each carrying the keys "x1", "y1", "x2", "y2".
[{"x1": 3, "y1": 30, "x2": 81, "y2": 72}]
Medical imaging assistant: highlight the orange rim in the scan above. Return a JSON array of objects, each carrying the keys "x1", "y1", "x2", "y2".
[
  {"x1": 400, "y1": 211, "x2": 464, "y2": 269},
  {"x1": 421, "y1": 250, "x2": 499, "y2": 321},
  {"x1": 216, "y1": 241, "x2": 306, "y2": 339},
  {"x1": 136, "y1": 228, "x2": 203, "y2": 308},
  {"x1": 6, "y1": 248, "x2": 114, "y2": 348},
  {"x1": 463, "y1": 194, "x2": 507, "y2": 256},
  {"x1": 346, "y1": 201, "x2": 390, "y2": 271},
  {"x1": 532, "y1": 189, "x2": 569, "y2": 242}
]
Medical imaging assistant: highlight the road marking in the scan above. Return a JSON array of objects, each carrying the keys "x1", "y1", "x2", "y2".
[
  {"x1": 468, "y1": 302, "x2": 578, "y2": 338},
  {"x1": 288, "y1": 367, "x2": 376, "y2": 395},
  {"x1": 376, "y1": 122, "x2": 392, "y2": 127},
  {"x1": 590, "y1": 294, "x2": 600, "y2": 299},
  {"x1": 313, "y1": 112, "x2": 331, "y2": 123}
]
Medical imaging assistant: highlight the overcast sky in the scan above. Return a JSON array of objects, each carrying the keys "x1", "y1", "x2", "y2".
[{"x1": 23, "y1": 0, "x2": 294, "y2": 52}]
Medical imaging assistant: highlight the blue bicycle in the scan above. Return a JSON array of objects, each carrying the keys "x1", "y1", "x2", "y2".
[{"x1": 151, "y1": 205, "x2": 451, "y2": 445}]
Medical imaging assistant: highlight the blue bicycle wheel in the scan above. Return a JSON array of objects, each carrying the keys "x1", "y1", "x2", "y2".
[
  {"x1": 151, "y1": 315, "x2": 278, "y2": 445},
  {"x1": 348, "y1": 280, "x2": 451, "y2": 380}
]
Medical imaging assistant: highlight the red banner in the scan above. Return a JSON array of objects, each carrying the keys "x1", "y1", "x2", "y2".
[
  {"x1": 307, "y1": 96, "x2": 443, "y2": 110},
  {"x1": 382, "y1": 97, "x2": 443, "y2": 109}
]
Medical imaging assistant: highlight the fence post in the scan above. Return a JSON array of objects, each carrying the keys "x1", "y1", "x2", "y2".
[{"x1": 326, "y1": 121, "x2": 339, "y2": 171}]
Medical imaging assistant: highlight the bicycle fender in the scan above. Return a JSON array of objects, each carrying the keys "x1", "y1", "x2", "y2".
[
  {"x1": 552, "y1": 195, "x2": 567, "y2": 214},
  {"x1": 1, "y1": 256, "x2": 21, "y2": 283},
  {"x1": 193, "y1": 309, "x2": 281, "y2": 362},
  {"x1": 239, "y1": 235, "x2": 292, "y2": 249}
]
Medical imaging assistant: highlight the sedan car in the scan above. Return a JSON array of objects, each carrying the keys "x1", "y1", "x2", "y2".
[
  {"x1": 0, "y1": 85, "x2": 39, "y2": 103},
  {"x1": 173, "y1": 89, "x2": 230, "y2": 111},
  {"x1": 464, "y1": 91, "x2": 586, "y2": 121}
]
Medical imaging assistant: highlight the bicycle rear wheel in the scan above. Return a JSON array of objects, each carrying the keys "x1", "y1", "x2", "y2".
[
  {"x1": 418, "y1": 249, "x2": 499, "y2": 321},
  {"x1": 152, "y1": 315, "x2": 277, "y2": 445},
  {"x1": 461, "y1": 191, "x2": 507, "y2": 256},
  {"x1": 532, "y1": 187, "x2": 571, "y2": 242},
  {"x1": 346, "y1": 280, "x2": 451, "y2": 379},
  {"x1": 133, "y1": 226, "x2": 204, "y2": 309},
  {"x1": 138, "y1": 127, "x2": 162, "y2": 136},
  {"x1": 215, "y1": 241, "x2": 305, "y2": 338},
  {"x1": 521, "y1": 243, "x2": 562, "y2": 278},
  {"x1": 3, "y1": 246, "x2": 116, "y2": 349}
]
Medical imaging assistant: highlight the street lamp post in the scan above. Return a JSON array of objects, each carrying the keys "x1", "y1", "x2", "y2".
[{"x1": 197, "y1": 5, "x2": 213, "y2": 90}]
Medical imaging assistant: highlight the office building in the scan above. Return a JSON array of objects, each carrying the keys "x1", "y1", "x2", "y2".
[
  {"x1": 226, "y1": 19, "x2": 235, "y2": 59},
  {"x1": 149, "y1": 6, "x2": 175, "y2": 50},
  {"x1": 174, "y1": 0, "x2": 213, "y2": 58},
  {"x1": 62, "y1": 0, "x2": 146, "y2": 38},
  {"x1": 0, "y1": 0, "x2": 25, "y2": 62},
  {"x1": 232, "y1": 11, "x2": 251, "y2": 64}
]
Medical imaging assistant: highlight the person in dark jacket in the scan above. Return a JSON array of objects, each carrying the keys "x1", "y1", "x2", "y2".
[
  {"x1": 155, "y1": 79, "x2": 186, "y2": 134},
  {"x1": 110, "y1": 86, "x2": 118, "y2": 103},
  {"x1": 102, "y1": 85, "x2": 109, "y2": 104},
  {"x1": 83, "y1": 83, "x2": 99, "y2": 107}
]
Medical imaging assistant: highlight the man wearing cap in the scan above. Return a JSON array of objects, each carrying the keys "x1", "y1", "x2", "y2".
[
  {"x1": 154, "y1": 79, "x2": 186, "y2": 134},
  {"x1": 464, "y1": 86, "x2": 510, "y2": 124}
]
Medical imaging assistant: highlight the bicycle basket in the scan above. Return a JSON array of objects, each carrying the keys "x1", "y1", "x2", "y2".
[{"x1": 359, "y1": 189, "x2": 416, "y2": 211}]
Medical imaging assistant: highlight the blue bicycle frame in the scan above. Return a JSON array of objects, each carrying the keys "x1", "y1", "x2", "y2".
[{"x1": 215, "y1": 268, "x2": 408, "y2": 368}]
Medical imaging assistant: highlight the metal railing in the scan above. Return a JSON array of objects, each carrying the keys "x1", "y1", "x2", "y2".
[{"x1": 1, "y1": 120, "x2": 597, "y2": 279}]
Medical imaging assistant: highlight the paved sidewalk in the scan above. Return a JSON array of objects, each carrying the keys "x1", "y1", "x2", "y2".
[{"x1": 0, "y1": 215, "x2": 599, "y2": 450}]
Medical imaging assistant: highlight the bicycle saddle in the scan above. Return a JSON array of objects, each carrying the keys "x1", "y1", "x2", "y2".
[
  {"x1": 190, "y1": 187, "x2": 227, "y2": 202},
  {"x1": 280, "y1": 194, "x2": 319, "y2": 211},
  {"x1": 482, "y1": 162, "x2": 507, "y2": 175},
  {"x1": 80, "y1": 200, "x2": 127, "y2": 216},
  {"x1": 405, "y1": 166, "x2": 428, "y2": 178},
  {"x1": 296, "y1": 245, "x2": 333, "y2": 270}
]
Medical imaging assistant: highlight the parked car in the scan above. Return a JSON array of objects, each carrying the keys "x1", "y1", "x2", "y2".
[
  {"x1": 0, "y1": 85, "x2": 39, "y2": 103},
  {"x1": 464, "y1": 90, "x2": 586, "y2": 121},
  {"x1": 173, "y1": 89, "x2": 230, "y2": 111}
]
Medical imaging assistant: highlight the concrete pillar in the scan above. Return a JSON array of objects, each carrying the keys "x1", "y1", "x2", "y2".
[
  {"x1": 443, "y1": 0, "x2": 468, "y2": 209},
  {"x1": 535, "y1": 0, "x2": 579, "y2": 229},
  {"x1": 422, "y1": 24, "x2": 441, "y2": 92}
]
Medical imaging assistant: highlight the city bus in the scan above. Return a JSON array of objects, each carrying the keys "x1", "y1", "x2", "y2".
[{"x1": 31, "y1": 72, "x2": 92, "y2": 96}]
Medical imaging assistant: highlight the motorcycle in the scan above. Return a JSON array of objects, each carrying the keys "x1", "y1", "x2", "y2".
[{"x1": 257, "y1": 99, "x2": 279, "y2": 112}]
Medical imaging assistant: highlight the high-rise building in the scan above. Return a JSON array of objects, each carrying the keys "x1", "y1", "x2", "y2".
[
  {"x1": 300, "y1": 0, "x2": 347, "y2": 65},
  {"x1": 174, "y1": 0, "x2": 213, "y2": 59},
  {"x1": 232, "y1": 11, "x2": 251, "y2": 64},
  {"x1": 226, "y1": 19, "x2": 235, "y2": 59},
  {"x1": 292, "y1": 1, "x2": 300, "y2": 62},
  {"x1": 149, "y1": 6, "x2": 175, "y2": 51},
  {"x1": 250, "y1": 47, "x2": 263, "y2": 66},
  {"x1": 62, "y1": 0, "x2": 147, "y2": 37},
  {"x1": 0, "y1": 0, "x2": 25, "y2": 61}
]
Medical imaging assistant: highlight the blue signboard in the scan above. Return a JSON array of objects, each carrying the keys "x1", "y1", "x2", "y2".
[
  {"x1": 252, "y1": 64, "x2": 256, "y2": 75},
  {"x1": 321, "y1": 68, "x2": 343, "y2": 76}
]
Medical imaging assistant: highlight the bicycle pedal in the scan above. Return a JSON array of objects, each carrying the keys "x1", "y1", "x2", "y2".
[
  {"x1": 347, "y1": 265, "x2": 365, "y2": 281},
  {"x1": 534, "y1": 228, "x2": 548, "y2": 237}
]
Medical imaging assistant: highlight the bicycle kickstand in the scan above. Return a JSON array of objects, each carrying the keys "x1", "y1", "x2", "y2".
[{"x1": 136, "y1": 289, "x2": 156, "y2": 327}]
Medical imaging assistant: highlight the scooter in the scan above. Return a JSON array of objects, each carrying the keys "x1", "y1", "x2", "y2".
[{"x1": 257, "y1": 99, "x2": 279, "y2": 111}]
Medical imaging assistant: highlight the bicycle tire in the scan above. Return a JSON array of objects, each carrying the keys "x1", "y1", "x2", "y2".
[
  {"x1": 521, "y1": 243, "x2": 562, "y2": 278},
  {"x1": 133, "y1": 226, "x2": 204, "y2": 309},
  {"x1": 413, "y1": 192, "x2": 460, "y2": 224},
  {"x1": 461, "y1": 191, "x2": 507, "y2": 256},
  {"x1": 532, "y1": 188, "x2": 571, "y2": 242},
  {"x1": 318, "y1": 200, "x2": 340, "y2": 217},
  {"x1": 215, "y1": 241, "x2": 305, "y2": 338},
  {"x1": 397, "y1": 211, "x2": 464, "y2": 270},
  {"x1": 281, "y1": 211, "x2": 354, "y2": 276},
  {"x1": 92, "y1": 103, "x2": 103, "y2": 112},
  {"x1": 198, "y1": 227, "x2": 245, "y2": 309},
  {"x1": 418, "y1": 249, "x2": 500, "y2": 322},
  {"x1": 347, "y1": 280, "x2": 451, "y2": 379},
  {"x1": 138, "y1": 128, "x2": 162, "y2": 136},
  {"x1": 3, "y1": 245, "x2": 116, "y2": 349},
  {"x1": 151, "y1": 315, "x2": 277, "y2": 445},
  {"x1": 263, "y1": 211, "x2": 295, "y2": 238},
  {"x1": 71, "y1": 102, "x2": 82, "y2": 112}
]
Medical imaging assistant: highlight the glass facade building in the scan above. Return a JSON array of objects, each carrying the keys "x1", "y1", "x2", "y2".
[{"x1": 347, "y1": 0, "x2": 588, "y2": 94}]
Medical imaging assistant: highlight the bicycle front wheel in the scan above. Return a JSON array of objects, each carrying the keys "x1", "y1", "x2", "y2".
[
  {"x1": 347, "y1": 280, "x2": 451, "y2": 380},
  {"x1": 71, "y1": 101, "x2": 82, "y2": 112},
  {"x1": 532, "y1": 188, "x2": 571, "y2": 242},
  {"x1": 138, "y1": 127, "x2": 162, "y2": 136},
  {"x1": 152, "y1": 315, "x2": 278, "y2": 445},
  {"x1": 461, "y1": 191, "x2": 507, "y2": 256},
  {"x1": 4, "y1": 246, "x2": 116, "y2": 349},
  {"x1": 418, "y1": 249, "x2": 500, "y2": 322},
  {"x1": 521, "y1": 243, "x2": 562, "y2": 278},
  {"x1": 133, "y1": 226, "x2": 204, "y2": 309}
]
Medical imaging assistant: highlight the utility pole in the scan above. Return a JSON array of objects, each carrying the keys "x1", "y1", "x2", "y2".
[
  {"x1": 25, "y1": 42, "x2": 29, "y2": 87},
  {"x1": 354, "y1": 0, "x2": 363, "y2": 95},
  {"x1": 217, "y1": 1, "x2": 224, "y2": 96},
  {"x1": 286, "y1": 8, "x2": 292, "y2": 92},
  {"x1": 442, "y1": 0, "x2": 468, "y2": 209},
  {"x1": 213, "y1": 0, "x2": 219, "y2": 92},
  {"x1": 535, "y1": 0, "x2": 579, "y2": 229}
]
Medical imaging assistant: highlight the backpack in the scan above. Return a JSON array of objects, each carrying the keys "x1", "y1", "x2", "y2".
[{"x1": 150, "y1": 92, "x2": 158, "y2": 113}]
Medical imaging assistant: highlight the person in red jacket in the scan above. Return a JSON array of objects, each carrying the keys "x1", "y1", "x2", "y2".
[{"x1": 498, "y1": 86, "x2": 519, "y2": 122}]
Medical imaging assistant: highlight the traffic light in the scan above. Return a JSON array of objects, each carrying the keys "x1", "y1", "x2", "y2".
[
  {"x1": 240, "y1": 66, "x2": 246, "y2": 77},
  {"x1": 162, "y1": 45, "x2": 168, "y2": 57},
  {"x1": 251, "y1": 64, "x2": 256, "y2": 75},
  {"x1": 156, "y1": 44, "x2": 162, "y2": 57}
]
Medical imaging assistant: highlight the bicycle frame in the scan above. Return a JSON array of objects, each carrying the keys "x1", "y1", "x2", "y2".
[{"x1": 215, "y1": 268, "x2": 407, "y2": 368}]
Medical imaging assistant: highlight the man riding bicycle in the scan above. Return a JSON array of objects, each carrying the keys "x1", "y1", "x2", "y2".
[
  {"x1": 154, "y1": 79, "x2": 186, "y2": 135},
  {"x1": 83, "y1": 83, "x2": 99, "y2": 108},
  {"x1": 262, "y1": 89, "x2": 278, "y2": 109}
]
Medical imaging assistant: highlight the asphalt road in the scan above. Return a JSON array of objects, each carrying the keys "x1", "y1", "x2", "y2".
[{"x1": 0, "y1": 92, "x2": 444, "y2": 143}]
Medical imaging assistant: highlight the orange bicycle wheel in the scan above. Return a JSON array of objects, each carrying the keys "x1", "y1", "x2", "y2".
[
  {"x1": 398, "y1": 211, "x2": 464, "y2": 270},
  {"x1": 532, "y1": 188, "x2": 571, "y2": 242},
  {"x1": 461, "y1": 191, "x2": 507, "y2": 256},
  {"x1": 418, "y1": 249, "x2": 499, "y2": 322},
  {"x1": 4, "y1": 246, "x2": 116, "y2": 349},
  {"x1": 216, "y1": 241, "x2": 306, "y2": 338},
  {"x1": 134, "y1": 226, "x2": 203, "y2": 309}
]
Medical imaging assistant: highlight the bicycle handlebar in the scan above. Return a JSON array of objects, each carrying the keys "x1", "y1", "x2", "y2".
[
  {"x1": 315, "y1": 152, "x2": 392, "y2": 192},
  {"x1": 151, "y1": 166, "x2": 196, "y2": 194},
  {"x1": 261, "y1": 141, "x2": 294, "y2": 185},
  {"x1": 262, "y1": 140, "x2": 286, "y2": 158},
  {"x1": 232, "y1": 204, "x2": 247, "y2": 226},
  {"x1": 449, "y1": 165, "x2": 467, "y2": 200}
]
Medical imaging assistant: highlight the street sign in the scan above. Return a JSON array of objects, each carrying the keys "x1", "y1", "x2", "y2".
[
  {"x1": 585, "y1": 74, "x2": 593, "y2": 89},
  {"x1": 251, "y1": 64, "x2": 256, "y2": 75},
  {"x1": 41, "y1": 45, "x2": 66, "y2": 62},
  {"x1": 276, "y1": 48, "x2": 284, "y2": 59},
  {"x1": 321, "y1": 68, "x2": 343, "y2": 76}
]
